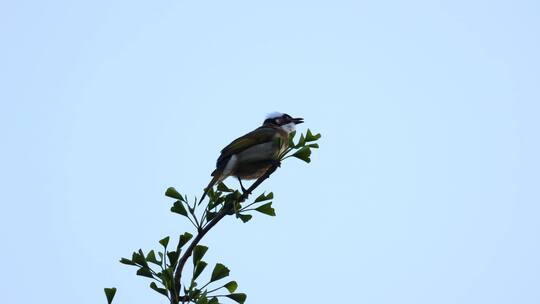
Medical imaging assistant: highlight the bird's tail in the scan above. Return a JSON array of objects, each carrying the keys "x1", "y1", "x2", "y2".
[{"x1": 199, "y1": 171, "x2": 222, "y2": 205}]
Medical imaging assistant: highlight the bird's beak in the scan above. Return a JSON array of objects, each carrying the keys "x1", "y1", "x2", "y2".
[{"x1": 293, "y1": 117, "x2": 304, "y2": 124}]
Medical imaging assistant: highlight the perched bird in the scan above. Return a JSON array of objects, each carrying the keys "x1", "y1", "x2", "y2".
[{"x1": 200, "y1": 112, "x2": 304, "y2": 203}]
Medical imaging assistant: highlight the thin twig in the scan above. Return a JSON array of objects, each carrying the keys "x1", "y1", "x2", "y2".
[{"x1": 170, "y1": 163, "x2": 279, "y2": 304}]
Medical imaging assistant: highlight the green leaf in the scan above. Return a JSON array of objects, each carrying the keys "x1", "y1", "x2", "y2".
[
  {"x1": 159, "y1": 236, "x2": 170, "y2": 248},
  {"x1": 104, "y1": 288, "x2": 116, "y2": 304},
  {"x1": 296, "y1": 133, "x2": 306, "y2": 147},
  {"x1": 150, "y1": 282, "x2": 168, "y2": 297},
  {"x1": 179, "y1": 232, "x2": 193, "y2": 248},
  {"x1": 292, "y1": 146, "x2": 311, "y2": 163},
  {"x1": 208, "y1": 298, "x2": 219, "y2": 304},
  {"x1": 288, "y1": 130, "x2": 297, "y2": 146},
  {"x1": 189, "y1": 288, "x2": 202, "y2": 299},
  {"x1": 237, "y1": 213, "x2": 252, "y2": 223},
  {"x1": 305, "y1": 129, "x2": 321, "y2": 142},
  {"x1": 206, "y1": 186, "x2": 215, "y2": 200},
  {"x1": 167, "y1": 250, "x2": 179, "y2": 265},
  {"x1": 119, "y1": 257, "x2": 136, "y2": 266},
  {"x1": 208, "y1": 194, "x2": 226, "y2": 209},
  {"x1": 210, "y1": 263, "x2": 230, "y2": 282},
  {"x1": 307, "y1": 143, "x2": 319, "y2": 149},
  {"x1": 223, "y1": 281, "x2": 238, "y2": 293},
  {"x1": 132, "y1": 250, "x2": 148, "y2": 267},
  {"x1": 254, "y1": 202, "x2": 276, "y2": 216},
  {"x1": 159, "y1": 268, "x2": 174, "y2": 289},
  {"x1": 136, "y1": 267, "x2": 154, "y2": 278},
  {"x1": 165, "y1": 187, "x2": 184, "y2": 201},
  {"x1": 193, "y1": 245, "x2": 209, "y2": 265},
  {"x1": 225, "y1": 191, "x2": 242, "y2": 202},
  {"x1": 193, "y1": 261, "x2": 208, "y2": 280},
  {"x1": 208, "y1": 199, "x2": 221, "y2": 210},
  {"x1": 254, "y1": 192, "x2": 273, "y2": 203},
  {"x1": 206, "y1": 211, "x2": 217, "y2": 222},
  {"x1": 146, "y1": 250, "x2": 160, "y2": 265},
  {"x1": 188, "y1": 281, "x2": 198, "y2": 290},
  {"x1": 171, "y1": 200, "x2": 188, "y2": 216},
  {"x1": 217, "y1": 182, "x2": 233, "y2": 192},
  {"x1": 197, "y1": 296, "x2": 208, "y2": 304},
  {"x1": 226, "y1": 293, "x2": 247, "y2": 304}
]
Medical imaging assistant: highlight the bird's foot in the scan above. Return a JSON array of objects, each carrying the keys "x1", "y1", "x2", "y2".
[{"x1": 237, "y1": 177, "x2": 249, "y2": 194}]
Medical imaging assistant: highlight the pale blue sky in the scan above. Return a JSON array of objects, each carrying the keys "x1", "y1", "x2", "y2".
[{"x1": 1, "y1": 1, "x2": 539, "y2": 303}]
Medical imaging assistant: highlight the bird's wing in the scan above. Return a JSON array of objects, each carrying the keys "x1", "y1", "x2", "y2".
[{"x1": 216, "y1": 126, "x2": 278, "y2": 169}]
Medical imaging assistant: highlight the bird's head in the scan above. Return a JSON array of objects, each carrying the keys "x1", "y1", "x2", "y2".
[{"x1": 263, "y1": 112, "x2": 304, "y2": 133}]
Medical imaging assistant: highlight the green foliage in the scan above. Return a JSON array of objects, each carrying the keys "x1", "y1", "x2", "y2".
[
  {"x1": 104, "y1": 288, "x2": 116, "y2": 304},
  {"x1": 119, "y1": 258, "x2": 136, "y2": 266},
  {"x1": 223, "y1": 281, "x2": 238, "y2": 293},
  {"x1": 227, "y1": 293, "x2": 247, "y2": 304},
  {"x1": 146, "y1": 250, "x2": 160, "y2": 265},
  {"x1": 159, "y1": 236, "x2": 170, "y2": 247},
  {"x1": 132, "y1": 250, "x2": 148, "y2": 267},
  {"x1": 193, "y1": 261, "x2": 208, "y2": 280},
  {"x1": 217, "y1": 182, "x2": 233, "y2": 192},
  {"x1": 171, "y1": 200, "x2": 188, "y2": 216},
  {"x1": 167, "y1": 251, "x2": 179, "y2": 266},
  {"x1": 193, "y1": 245, "x2": 209, "y2": 265},
  {"x1": 136, "y1": 267, "x2": 154, "y2": 278},
  {"x1": 106, "y1": 129, "x2": 321, "y2": 303},
  {"x1": 287, "y1": 130, "x2": 297, "y2": 147},
  {"x1": 254, "y1": 202, "x2": 276, "y2": 216},
  {"x1": 165, "y1": 187, "x2": 184, "y2": 201},
  {"x1": 281, "y1": 128, "x2": 321, "y2": 163},
  {"x1": 305, "y1": 129, "x2": 321, "y2": 142},
  {"x1": 150, "y1": 282, "x2": 168, "y2": 297},
  {"x1": 205, "y1": 211, "x2": 217, "y2": 222},
  {"x1": 196, "y1": 296, "x2": 208, "y2": 304},
  {"x1": 210, "y1": 263, "x2": 230, "y2": 282},
  {"x1": 179, "y1": 232, "x2": 193, "y2": 248},
  {"x1": 237, "y1": 213, "x2": 252, "y2": 223},
  {"x1": 254, "y1": 192, "x2": 273, "y2": 203},
  {"x1": 292, "y1": 146, "x2": 312, "y2": 163}
]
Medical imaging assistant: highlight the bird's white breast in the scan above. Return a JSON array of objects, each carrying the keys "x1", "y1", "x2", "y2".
[{"x1": 280, "y1": 122, "x2": 296, "y2": 133}]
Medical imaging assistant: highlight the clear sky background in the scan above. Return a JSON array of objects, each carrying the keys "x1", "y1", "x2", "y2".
[{"x1": 1, "y1": 1, "x2": 539, "y2": 303}]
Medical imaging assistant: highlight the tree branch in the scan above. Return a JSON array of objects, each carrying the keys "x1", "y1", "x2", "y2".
[{"x1": 171, "y1": 163, "x2": 280, "y2": 303}]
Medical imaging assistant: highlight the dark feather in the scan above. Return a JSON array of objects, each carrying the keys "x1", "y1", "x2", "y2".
[{"x1": 215, "y1": 126, "x2": 278, "y2": 171}]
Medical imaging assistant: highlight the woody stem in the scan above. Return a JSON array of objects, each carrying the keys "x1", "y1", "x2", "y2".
[{"x1": 171, "y1": 163, "x2": 279, "y2": 303}]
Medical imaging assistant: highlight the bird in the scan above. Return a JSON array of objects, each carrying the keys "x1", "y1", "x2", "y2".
[{"x1": 200, "y1": 112, "x2": 304, "y2": 203}]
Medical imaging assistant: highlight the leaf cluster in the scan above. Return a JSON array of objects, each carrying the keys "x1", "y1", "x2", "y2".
[
  {"x1": 117, "y1": 230, "x2": 246, "y2": 303},
  {"x1": 105, "y1": 129, "x2": 321, "y2": 304},
  {"x1": 281, "y1": 128, "x2": 321, "y2": 163}
]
